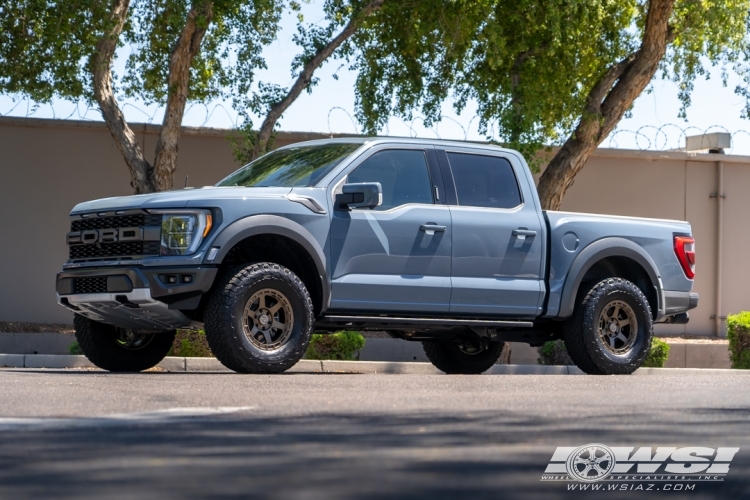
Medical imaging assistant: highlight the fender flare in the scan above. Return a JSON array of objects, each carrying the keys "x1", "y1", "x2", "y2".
[
  {"x1": 558, "y1": 237, "x2": 663, "y2": 319},
  {"x1": 205, "y1": 214, "x2": 330, "y2": 312}
]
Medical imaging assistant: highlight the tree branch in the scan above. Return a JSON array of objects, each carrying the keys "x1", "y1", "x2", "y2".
[
  {"x1": 90, "y1": 0, "x2": 155, "y2": 194},
  {"x1": 537, "y1": 0, "x2": 675, "y2": 210},
  {"x1": 251, "y1": 0, "x2": 385, "y2": 160},
  {"x1": 152, "y1": 1, "x2": 214, "y2": 191}
]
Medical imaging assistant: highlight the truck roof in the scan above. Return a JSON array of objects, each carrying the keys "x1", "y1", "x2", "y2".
[{"x1": 275, "y1": 136, "x2": 520, "y2": 156}]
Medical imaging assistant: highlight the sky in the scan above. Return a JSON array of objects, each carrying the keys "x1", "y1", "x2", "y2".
[{"x1": 2, "y1": 1, "x2": 750, "y2": 155}]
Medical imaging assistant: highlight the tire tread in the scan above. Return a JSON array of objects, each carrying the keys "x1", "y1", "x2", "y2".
[
  {"x1": 564, "y1": 278, "x2": 653, "y2": 375},
  {"x1": 204, "y1": 263, "x2": 313, "y2": 374}
]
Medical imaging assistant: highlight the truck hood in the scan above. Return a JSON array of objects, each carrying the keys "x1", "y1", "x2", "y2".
[{"x1": 70, "y1": 186, "x2": 293, "y2": 214}]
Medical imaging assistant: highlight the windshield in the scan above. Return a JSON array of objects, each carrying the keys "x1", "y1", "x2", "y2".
[{"x1": 217, "y1": 143, "x2": 361, "y2": 188}]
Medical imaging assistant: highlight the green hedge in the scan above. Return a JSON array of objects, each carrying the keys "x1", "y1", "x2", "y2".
[
  {"x1": 68, "y1": 341, "x2": 82, "y2": 355},
  {"x1": 169, "y1": 330, "x2": 213, "y2": 357},
  {"x1": 537, "y1": 340, "x2": 573, "y2": 365},
  {"x1": 727, "y1": 312, "x2": 750, "y2": 369},
  {"x1": 641, "y1": 338, "x2": 670, "y2": 368},
  {"x1": 70, "y1": 330, "x2": 366, "y2": 361},
  {"x1": 304, "y1": 331, "x2": 365, "y2": 361},
  {"x1": 538, "y1": 337, "x2": 671, "y2": 367}
]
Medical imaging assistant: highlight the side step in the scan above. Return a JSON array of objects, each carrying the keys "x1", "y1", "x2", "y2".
[{"x1": 318, "y1": 315, "x2": 534, "y2": 329}]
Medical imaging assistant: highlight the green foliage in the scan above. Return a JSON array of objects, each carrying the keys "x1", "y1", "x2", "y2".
[
  {"x1": 68, "y1": 341, "x2": 83, "y2": 355},
  {"x1": 537, "y1": 340, "x2": 573, "y2": 366},
  {"x1": 348, "y1": 0, "x2": 750, "y2": 169},
  {"x1": 642, "y1": 338, "x2": 670, "y2": 368},
  {"x1": 305, "y1": 331, "x2": 365, "y2": 361},
  {"x1": 230, "y1": 0, "x2": 367, "y2": 161},
  {"x1": 0, "y1": 1, "x2": 112, "y2": 102},
  {"x1": 169, "y1": 329, "x2": 213, "y2": 358},
  {"x1": 0, "y1": 0, "x2": 286, "y2": 107},
  {"x1": 727, "y1": 312, "x2": 750, "y2": 369}
]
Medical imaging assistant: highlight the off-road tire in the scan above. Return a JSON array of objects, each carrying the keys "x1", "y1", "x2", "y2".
[
  {"x1": 204, "y1": 263, "x2": 314, "y2": 374},
  {"x1": 74, "y1": 315, "x2": 175, "y2": 372},
  {"x1": 422, "y1": 341, "x2": 507, "y2": 374},
  {"x1": 564, "y1": 278, "x2": 653, "y2": 375}
]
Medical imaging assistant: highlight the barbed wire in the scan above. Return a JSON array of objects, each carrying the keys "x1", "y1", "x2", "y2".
[{"x1": 2, "y1": 94, "x2": 750, "y2": 154}]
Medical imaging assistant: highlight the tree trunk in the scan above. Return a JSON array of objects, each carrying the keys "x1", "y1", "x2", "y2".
[
  {"x1": 536, "y1": 0, "x2": 675, "y2": 211},
  {"x1": 91, "y1": 1, "x2": 213, "y2": 194},
  {"x1": 498, "y1": 342, "x2": 512, "y2": 365},
  {"x1": 250, "y1": 0, "x2": 385, "y2": 161},
  {"x1": 90, "y1": 0, "x2": 156, "y2": 194},
  {"x1": 152, "y1": 2, "x2": 214, "y2": 191}
]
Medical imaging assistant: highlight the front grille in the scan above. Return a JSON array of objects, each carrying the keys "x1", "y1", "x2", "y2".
[
  {"x1": 71, "y1": 214, "x2": 162, "y2": 232},
  {"x1": 73, "y1": 277, "x2": 108, "y2": 294},
  {"x1": 69, "y1": 241, "x2": 161, "y2": 260},
  {"x1": 68, "y1": 212, "x2": 162, "y2": 261}
]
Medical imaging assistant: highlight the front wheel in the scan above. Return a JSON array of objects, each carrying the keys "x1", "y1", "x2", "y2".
[
  {"x1": 422, "y1": 341, "x2": 507, "y2": 374},
  {"x1": 564, "y1": 278, "x2": 653, "y2": 375},
  {"x1": 74, "y1": 315, "x2": 175, "y2": 372},
  {"x1": 204, "y1": 263, "x2": 314, "y2": 374}
]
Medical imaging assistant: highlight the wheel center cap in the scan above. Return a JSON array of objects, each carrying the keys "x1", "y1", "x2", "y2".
[
  {"x1": 259, "y1": 314, "x2": 269, "y2": 326},
  {"x1": 609, "y1": 322, "x2": 618, "y2": 333}
]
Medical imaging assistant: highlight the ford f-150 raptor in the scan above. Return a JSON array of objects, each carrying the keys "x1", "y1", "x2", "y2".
[{"x1": 56, "y1": 138, "x2": 698, "y2": 375}]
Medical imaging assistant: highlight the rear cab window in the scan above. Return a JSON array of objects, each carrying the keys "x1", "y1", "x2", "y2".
[{"x1": 446, "y1": 152, "x2": 522, "y2": 209}]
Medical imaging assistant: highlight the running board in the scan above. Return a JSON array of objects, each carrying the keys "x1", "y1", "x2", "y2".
[{"x1": 318, "y1": 315, "x2": 534, "y2": 329}]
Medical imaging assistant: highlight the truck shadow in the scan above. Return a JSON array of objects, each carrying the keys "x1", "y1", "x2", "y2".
[{"x1": 0, "y1": 407, "x2": 747, "y2": 500}]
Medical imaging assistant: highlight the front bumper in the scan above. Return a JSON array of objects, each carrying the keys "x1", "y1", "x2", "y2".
[{"x1": 56, "y1": 266, "x2": 217, "y2": 330}]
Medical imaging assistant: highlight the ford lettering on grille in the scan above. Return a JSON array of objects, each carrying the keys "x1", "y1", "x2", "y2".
[{"x1": 67, "y1": 227, "x2": 145, "y2": 245}]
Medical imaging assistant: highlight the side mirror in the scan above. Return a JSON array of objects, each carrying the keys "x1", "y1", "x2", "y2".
[{"x1": 336, "y1": 182, "x2": 382, "y2": 210}]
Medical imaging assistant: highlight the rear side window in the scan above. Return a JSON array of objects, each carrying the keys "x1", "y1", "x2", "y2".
[{"x1": 447, "y1": 152, "x2": 522, "y2": 209}]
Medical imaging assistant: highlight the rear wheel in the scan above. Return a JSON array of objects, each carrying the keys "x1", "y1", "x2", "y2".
[
  {"x1": 422, "y1": 341, "x2": 506, "y2": 374},
  {"x1": 564, "y1": 278, "x2": 653, "y2": 375},
  {"x1": 204, "y1": 263, "x2": 314, "y2": 374},
  {"x1": 74, "y1": 315, "x2": 175, "y2": 372}
]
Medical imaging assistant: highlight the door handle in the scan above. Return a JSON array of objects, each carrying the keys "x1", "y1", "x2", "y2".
[
  {"x1": 420, "y1": 224, "x2": 447, "y2": 233},
  {"x1": 512, "y1": 229, "x2": 537, "y2": 237}
]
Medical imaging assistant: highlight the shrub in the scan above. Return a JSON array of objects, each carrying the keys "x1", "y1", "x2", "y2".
[
  {"x1": 537, "y1": 340, "x2": 573, "y2": 365},
  {"x1": 538, "y1": 337, "x2": 671, "y2": 367},
  {"x1": 727, "y1": 312, "x2": 750, "y2": 369},
  {"x1": 169, "y1": 330, "x2": 213, "y2": 358},
  {"x1": 641, "y1": 338, "x2": 670, "y2": 368},
  {"x1": 305, "y1": 331, "x2": 365, "y2": 361},
  {"x1": 68, "y1": 341, "x2": 82, "y2": 355}
]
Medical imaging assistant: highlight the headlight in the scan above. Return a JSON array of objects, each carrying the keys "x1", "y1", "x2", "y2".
[{"x1": 153, "y1": 210, "x2": 213, "y2": 256}]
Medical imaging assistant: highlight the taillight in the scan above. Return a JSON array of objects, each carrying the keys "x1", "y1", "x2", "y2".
[{"x1": 674, "y1": 236, "x2": 696, "y2": 279}]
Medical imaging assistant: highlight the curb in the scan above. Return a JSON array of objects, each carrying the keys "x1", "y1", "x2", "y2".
[{"x1": 1, "y1": 354, "x2": 748, "y2": 375}]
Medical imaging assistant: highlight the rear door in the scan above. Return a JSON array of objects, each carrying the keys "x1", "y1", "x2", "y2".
[
  {"x1": 439, "y1": 149, "x2": 545, "y2": 317},
  {"x1": 328, "y1": 146, "x2": 452, "y2": 313}
]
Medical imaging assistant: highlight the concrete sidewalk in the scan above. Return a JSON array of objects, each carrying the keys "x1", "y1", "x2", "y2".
[{"x1": 1, "y1": 353, "x2": 746, "y2": 376}]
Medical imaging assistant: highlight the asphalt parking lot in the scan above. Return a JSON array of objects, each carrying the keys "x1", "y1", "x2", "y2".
[{"x1": 0, "y1": 369, "x2": 749, "y2": 499}]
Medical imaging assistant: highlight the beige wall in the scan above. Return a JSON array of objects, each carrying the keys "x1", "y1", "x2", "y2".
[{"x1": 1, "y1": 116, "x2": 747, "y2": 335}]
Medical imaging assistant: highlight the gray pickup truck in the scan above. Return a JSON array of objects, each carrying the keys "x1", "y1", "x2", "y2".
[{"x1": 57, "y1": 138, "x2": 698, "y2": 375}]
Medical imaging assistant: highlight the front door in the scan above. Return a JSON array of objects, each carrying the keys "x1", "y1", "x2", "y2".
[
  {"x1": 443, "y1": 150, "x2": 545, "y2": 317},
  {"x1": 329, "y1": 147, "x2": 452, "y2": 313}
]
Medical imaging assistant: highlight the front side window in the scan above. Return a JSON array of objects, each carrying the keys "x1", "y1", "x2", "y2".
[
  {"x1": 347, "y1": 149, "x2": 433, "y2": 210},
  {"x1": 217, "y1": 143, "x2": 361, "y2": 188},
  {"x1": 447, "y1": 152, "x2": 522, "y2": 209}
]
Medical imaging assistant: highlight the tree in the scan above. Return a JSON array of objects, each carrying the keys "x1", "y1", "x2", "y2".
[
  {"x1": 0, "y1": 0, "x2": 285, "y2": 193},
  {"x1": 232, "y1": 0, "x2": 385, "y2": 163},
  {"x1": 348, "y1": 0, "x2": 750, "y2": 209}
]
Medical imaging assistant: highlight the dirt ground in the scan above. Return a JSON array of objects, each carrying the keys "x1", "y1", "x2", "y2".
[{"x1": 0, "y1": 322, "x2": 74, "y2": 334}]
